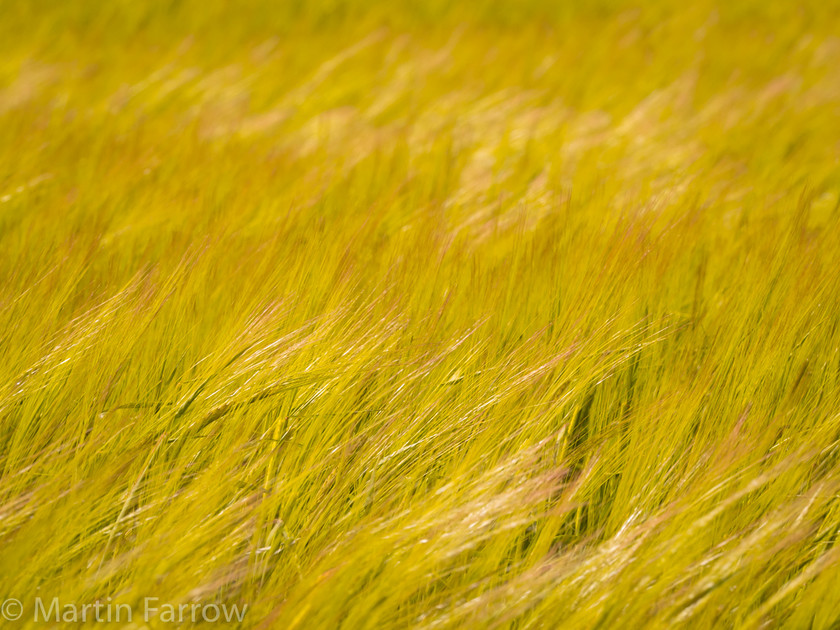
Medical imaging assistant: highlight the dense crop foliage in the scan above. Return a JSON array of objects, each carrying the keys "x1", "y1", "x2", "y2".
[{"x1": 2, "y1": 1, "x2": 840, "y2": 627}]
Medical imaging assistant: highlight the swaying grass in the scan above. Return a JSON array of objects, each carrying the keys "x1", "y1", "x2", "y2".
[{"x1": 1, "y1": 0, "x2": 840, "y2": 627}]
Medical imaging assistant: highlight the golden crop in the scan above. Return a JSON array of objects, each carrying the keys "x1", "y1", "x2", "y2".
[{"x1": 1, "y1": 1, "x2": 840, "y2": 627}]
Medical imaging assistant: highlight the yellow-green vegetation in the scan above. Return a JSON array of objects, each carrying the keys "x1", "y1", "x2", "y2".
[{"x1": 2, "y1": 1, "x2": 840, "y2": 628}]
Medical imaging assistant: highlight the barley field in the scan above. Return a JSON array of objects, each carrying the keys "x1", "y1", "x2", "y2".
[{"x1": 2, "y1": 1, "x2": 840, "y2": 628}]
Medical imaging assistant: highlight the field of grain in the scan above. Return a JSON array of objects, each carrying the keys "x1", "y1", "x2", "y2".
[{"x1": 2, "y1": 1, "x2": 840, "y2": 628}]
